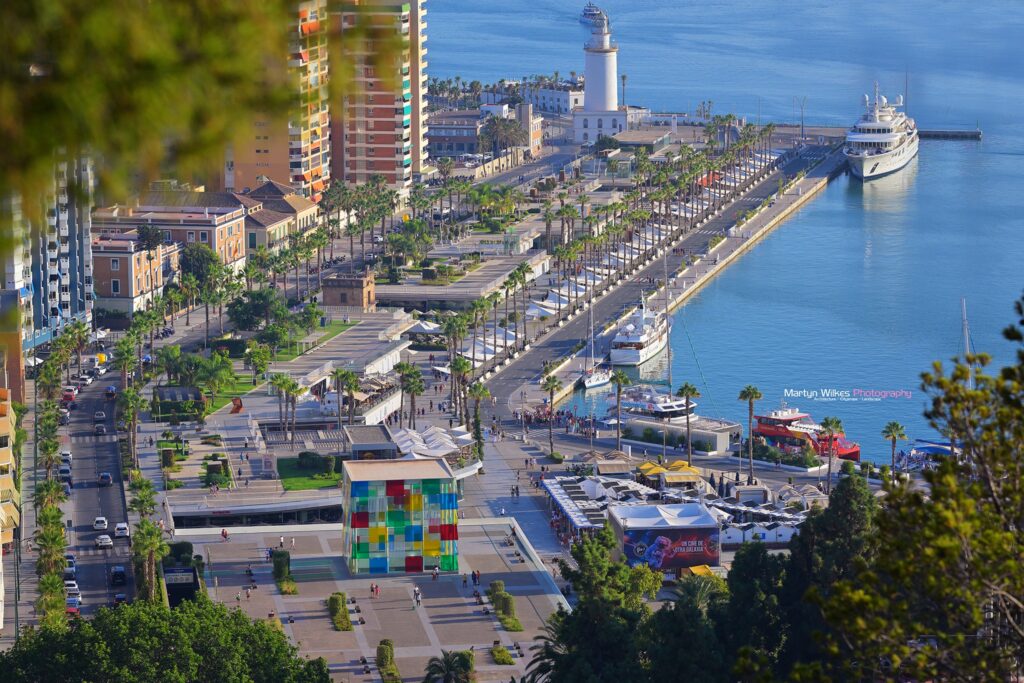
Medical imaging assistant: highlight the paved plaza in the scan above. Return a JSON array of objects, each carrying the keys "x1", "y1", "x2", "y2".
[{"x1": 185, "y1": 519, "x2": 565, "y2": 682}]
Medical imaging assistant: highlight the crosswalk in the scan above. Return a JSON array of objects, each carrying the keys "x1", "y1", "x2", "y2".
[
  {"x1": 68, "y1": 434, "x2": 119, "y2": 444},
  {"x1": 63, "y1": 546, "x2": 131, "y2": 559}
]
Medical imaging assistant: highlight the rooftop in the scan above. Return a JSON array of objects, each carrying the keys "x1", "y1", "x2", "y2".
[
  {"x1": 608, "y1": 502, "x2": 720, "y2": 529},
  {"x1": 342, "y1": 425, "x2": 393, "y2": 445},
  {"x1": 342, "y1": 458, "x2": 455, "y2": 482}
]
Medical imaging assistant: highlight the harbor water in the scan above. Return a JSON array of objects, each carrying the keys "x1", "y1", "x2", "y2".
[{"x1": 428, "y1": 1, "x2": 1024, "y2": 461}]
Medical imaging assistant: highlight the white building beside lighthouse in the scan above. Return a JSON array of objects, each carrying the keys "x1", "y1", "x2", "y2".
[{"x1": 573, "y1": 12, "x2": 627, "y2": 144}]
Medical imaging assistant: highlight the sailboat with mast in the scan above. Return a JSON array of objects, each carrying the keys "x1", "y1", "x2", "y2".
[{"x1": 581, "y1": 282, "x2": 610, "y2": 389}]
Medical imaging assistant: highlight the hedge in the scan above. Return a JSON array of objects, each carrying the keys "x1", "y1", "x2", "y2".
[
  {"x1": 328, "y1": 592, "x2": 352, "y2": 631},
  {"x1": 377, "y1": 639, "x2": 401, "y2": 682},
  {"x1": 487, "y1": 581, "x2": 523, "y2": 632},
  {"x1": 491, "y1": 646, "x2": 514, "y2": 665},
  {"x1": 549, "y1": 451, "x2": 565, "y2": 464}
]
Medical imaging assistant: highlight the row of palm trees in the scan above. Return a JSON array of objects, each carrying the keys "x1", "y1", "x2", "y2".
[{"x1": 33, "y1": 399, "x2": 71, "y2": 631}]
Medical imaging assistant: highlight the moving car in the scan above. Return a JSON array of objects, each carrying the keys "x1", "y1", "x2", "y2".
[
  {"x1": 114, "y1": 522, "x2": 130, "y2": 538},
  {"x1": 93, "y1": 410, "x2": 106, "y2": 423},
  {"x1": 110, "y1": 566, "x2": 127, "y2": 586},
  {"x1": 93, "y1": 516, "x2": 108, "y2": 530},
  {"x1": 59, "y1": 412, "x2": 70, "y2": 425},
  {"x1": 113, "y1": 593, "x2": 127, "y2": 606},
  {"x1": 61, "y1": 451, "x2": 73, "y2": 465},
  {"x1": 98, "y1": 472, "x2": 113, "y2": 486},
  {"x1": 105, "y1": 386, "x2": 117, "y2": 399},
  {"x1": 95, "y1": 534, "x2": 114, "y2": 549},
  {"x1": 77, "y1": 374, "x2": 95, "y2": 386},
  {"x1": 94, "y1": 424, "x2": 107, "y2": 435}
]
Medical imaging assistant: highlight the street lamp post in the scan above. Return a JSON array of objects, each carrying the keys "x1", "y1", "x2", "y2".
[{"x1": 520, "y1": 390, "x2": 527, "y2": 442}]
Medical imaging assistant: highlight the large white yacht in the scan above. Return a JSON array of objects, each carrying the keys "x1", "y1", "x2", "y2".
[
  {"x1": 580, "y1": 2, "x2": 605, "y2": 26},
  {"x1": 609, "y1": 298, "x2": 669, "y2": 366},
  {"x1": 606, "y1": 385, "x2": 696, "y2": 421},
  {"x1": 844, "y1": 83, "x2": 919, "y2": 180}
]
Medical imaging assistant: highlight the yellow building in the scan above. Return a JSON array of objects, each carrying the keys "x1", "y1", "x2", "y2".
[{"x1": 0, "y1": 387, "x2": 20, "y2": 547}]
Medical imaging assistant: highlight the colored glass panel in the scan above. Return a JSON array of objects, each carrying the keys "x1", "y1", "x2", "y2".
[
  {"x1": 386, "y1": 480, "x2": 405, "y2": 496},
  {"x1": 350, "y1": 511, "x2": 369, "y2": 528}
]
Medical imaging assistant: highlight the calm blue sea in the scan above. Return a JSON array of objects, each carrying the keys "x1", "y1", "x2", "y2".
[{"x1": 427, "y1": 1, "x2": 1024, "y2": 461}]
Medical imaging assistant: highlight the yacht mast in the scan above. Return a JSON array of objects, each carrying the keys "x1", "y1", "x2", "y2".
[
  {"x1": 961, "y1": 297, "x2": 973, "y2": 390},
  {"x1": 664, "y1": 241, "x2": 672, "y2": 390}
]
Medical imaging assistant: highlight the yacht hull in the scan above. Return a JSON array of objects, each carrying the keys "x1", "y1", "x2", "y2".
[
  {"x1": 847, "y1": 134, "x2": 919, "y2": 180},
  {"x1": 609, "y1": 328, "x2": 668, "y2": 366}
]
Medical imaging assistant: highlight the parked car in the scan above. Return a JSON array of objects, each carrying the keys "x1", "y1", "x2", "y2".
[
  {"x1": 95, "y1": 534, "x2": 113, "y2": 549},
  {"x1": 62, "y1": 568, "x2": 76, "y2": 582},
  {"x1": 96, "y1": 364, "x2": 109, "y2": 376},
  {"x1": 66, "y1": 597, "x2": 81, "y2": 617},
  {"x1": 93, "y1": 410, "x2": 106, "y2": 423},
  {"x1": 64, "y1": 385, "x2": 79, "y2": 396},
  {"x1": 60, "y1": 451, "x2": 73, "y2": 465},
  {"x1": 98, "y1": 472, "x2": 113, "y2": 487},
  {"x1": 65, "y1": 556, "x2": 76, "y2": 572},
  {"x1": 110, "y1": 565, "x2": 127, "y2": 586},
  {"x1": 64, "y1": 580, "x2": 81, "y2": 598},
  {"x1": 58, "y1": 412, "x2": 70, "y2": 425},
  {"x1": 58, "y1": 466, "x2": 72, "y2": 483},
  {"x1": 94, "y1": 424, "x2": 107, "y2": 436},
  {"x1": 62, "y1": 482, "x2": 72, "y2": 496},
  {"x1": 61, "y1": 389, "x2": 76, "y2": 403},
  {"x1": 93, "y1": 516, "x2": 108, "y2": 530},
  {"x1": 77, "y1": 374, "x2": 95, "y2": 386},
  {"x1": 114, "y1": 522, "x2": 130, "y2": 538}
]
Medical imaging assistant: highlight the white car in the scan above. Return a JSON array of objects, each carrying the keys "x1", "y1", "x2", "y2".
[
  {"x1": 95, "y1": 534, "x2": 113, "y2": 549},
  {"x1": 61, "y1": 450, "x2": 73, "y2": 465},
  {"x1": 95, "y1": 365, "x2": 109, "y2": 376},
  {"x1": 114, "y1": 522, "x2": 130, "y2": 538},
  {"x1": 64, "y1": 580, "x2": 80, "y2": 597},
  {"x1": 93, "y1": 516, "x2": 108, "y2": 530},
  {"x1": 64, "y1": 385, "x2": 79, "y2": 396},
  {"x1": 77, "y1": 374, "x2": 95, "y2": 386}
]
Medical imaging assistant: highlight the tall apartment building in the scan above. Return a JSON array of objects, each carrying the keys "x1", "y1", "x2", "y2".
[
  {"x1": 0, "y1": 158, "x2": 94, "y2": 402},
  {"x1": 220, "y1": 1, "x2": 331, "y2": 203},
  {"x1": 332, "y1": 0, "x2": 430, "y2": 196},
  {"x1": 0, "y1": 386, "x2": 19, "y2": 629}
]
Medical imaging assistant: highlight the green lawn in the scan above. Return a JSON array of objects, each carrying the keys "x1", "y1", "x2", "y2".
[
  {"x1": 273, "y1": 321, "x2": 357, "y2": 362},
  {"x1": 206, "y1": 374, "x2": 266, "y2": 413},
  {"x1": 277, "y1": 457, "x2": 342, "y2": 491}
]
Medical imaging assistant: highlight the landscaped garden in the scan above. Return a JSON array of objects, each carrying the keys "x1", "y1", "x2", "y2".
[{"x1": 277, "y1": 454, "x2": 342, "y2": 491}]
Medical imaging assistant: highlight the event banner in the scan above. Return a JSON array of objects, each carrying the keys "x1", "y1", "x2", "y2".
[{"x1": 621, "y1": 527, "x2": 720, "y2": 570}]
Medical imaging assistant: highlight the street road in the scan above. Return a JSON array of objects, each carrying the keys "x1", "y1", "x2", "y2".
[{"x1": 485, "y1": 146, "x2": 832, "y2": 422}]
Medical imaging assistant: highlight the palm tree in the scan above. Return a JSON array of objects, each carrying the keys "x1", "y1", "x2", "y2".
[
  {"x1": 675, "y1": 382, "x2": 701, "y2": 465},
  {"x1": 283, "y1": 378, "x2": 305, "y2": 447},
  {"x1": 450, "y1": 356, "x2": 472, "y2": 426},
  {"x1": 179, "y1": 272, "x2": 200, "y2": 326},
  {"x1": 36, "y1": 572, "x2": 68, "y2": 628},
  {"x1": 129, "y1": 478, "x2": 157, "y2": 518},
  {"x1": 64, "y1": 319, "x2": 90, "y2": 374},
  {"x1": 737, "y1": 385, "x2": 763, "y2": 484},
  {"x1": 820, "y1": 416, "x2": 843, "y2": 494},
  {"x1": 155, "y1": 345, "x2": 181, "y2": 386},
  {"x1": 330, "y1": 368, "x2": 359, "y2": 432},
  {"x1": 611, "y1": 369, "x2": 630, "y2": 451},
  {"x1": 467, "y1": 382, "x2": 490, "y2": 459},
  {"x1": 881, "y1": 420, "x2": 907, "y2": 484},
  {"x1": 422, "y1": 649, "x2": 474, "y2": 683},
  {"x1": 541, "y1": 375, "x2": 563, "y2": 455},
  {"x1": 33, "y1": 479, "x2": 67, "y2": 510},
  {"x1": 118, "y1": 387, "x2": 150, "y2": 468},
  {"x1": 34, "y1": 525, "x2": 68, "y2": 577},
  {"x1": 269, "y1": 373, "x2": 291, "y2": 437},
  {"x1": 133, "y1": 519, "x2": 170, "y2": 602},
  {"x1": 403, "y1": 370, "x2": 425, "y2": 430}
]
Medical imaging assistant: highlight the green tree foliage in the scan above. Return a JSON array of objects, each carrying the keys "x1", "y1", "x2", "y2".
[
  {"x1": 644, "y1": 577, "x2": 728, "y2": 683},
  {"x1": 180, "y1": 243, "x2": 221, "y2": 288},
  {"x1": 228, "y1": 288, "x2": 289, "y2": 331},
  {"x1": 813, "y1": 296, "x2": 1024, "y2": 681},
  {"x1": 0, "y1": 596, "x2": 329, "y2": 682}
]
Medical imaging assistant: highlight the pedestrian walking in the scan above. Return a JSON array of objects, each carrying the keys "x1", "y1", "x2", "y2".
[
  {"x1": 245, "y1": 478, "x2": 249, "y2": 488},
  {"x1": 370, "y1": 583, "x2": 376, "y2": 599},
  {"x1": 245, "y1": 588, "x2": 251, "y2": 601},
  {"x1": 462, "y1": 574, "x2": 468, "y2": 588},
  {"x1": 235, "y1": 592, "x2": 241, "y2": 604},
  {"x1": 290, "y1": 537, "x2": 296, "y2": 550},
  {"x1": 432, "y1": 566, "x2": 439, "y2": 581},
  {"x1": 279, "y1": 535, "x2": 285, "y2": 548},
  {"x1": 375, "y1": 585, "x2": 381, "y2": 598}
]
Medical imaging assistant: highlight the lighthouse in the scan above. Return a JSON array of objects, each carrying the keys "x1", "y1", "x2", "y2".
[{"x1": 573, "y1": 11, "x2": 627, "y2": 144}]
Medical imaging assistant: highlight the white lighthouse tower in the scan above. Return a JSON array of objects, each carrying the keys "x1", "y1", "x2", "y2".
[{"x1": 573, "y1": 11, "x2": 627, "y2": 144}]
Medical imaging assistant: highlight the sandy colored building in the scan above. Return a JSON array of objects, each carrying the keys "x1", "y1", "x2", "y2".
[{"x1": 91, "y1": 231, "x2": 183, "y2": 316}]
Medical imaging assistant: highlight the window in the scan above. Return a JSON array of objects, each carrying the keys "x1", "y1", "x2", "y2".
[
  {"x1": 162, "y1": 230, "x2": 172, "y2": 243},
  {"x1": 110, "y1": 258, "x2": 120, "y2": 271},
  {"x1": 111, "y1": 279, "x2": 120, "y2": 294},
  {"x1": 187, "y1": 231, "x2": 195, "y2": 243},
  {"x1": 248, "y1": 232, "x2": 257, "y2": 249},
  {"x1": 200, "y1": 231, "x2": 208, "y2": 243},
  {"x1": 583, "y1": 118, "x2": 589, "y2": 129},
  {"x1": 597, "y1": 118, "x2": 603, "y2": 129}
]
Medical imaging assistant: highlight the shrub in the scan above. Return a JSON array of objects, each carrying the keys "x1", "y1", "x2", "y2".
[
  {"x1": 489, "y1": 580, "x2": 505, "y2": 595},
  {"x1": 297, "y1": 451, "x2": 320, "y2": 469},
  {"x1": 642, "y1": 427, "x2": 657, "y2": 443},
  {"x1": 497, "y1": 614, "x2": 524, "y2": 631},
  {"x1": 161, "y1": 450, "x2": 175, "y2": 468},
  {"x1": 328, "y1": 592, "x2": 352, "y2": 631},
  {"x1": 549, "y1": 452, "x2": 564, "y2": 464},
  {"x1": 840, "y1": 460, "x2": 856, "y2": 476},
  {"x1": 491, "y1": 646, "x2": 514, "y2": 665},
  {"x1": 377, "y1": 639, "x2": 401, "y2": 682},
  {"x1": 165, "y1": 479, "x2": 184, "y2": 490},
  {"x1": 277, "y1": 578, "x2": 298, "y2": 595},
  {"x1": 169, "y1": 541, "x2": 194, "y2": 564},
  {"x1": 321, "y1": 455, "x2": 335, "y2": 475},
  {"x1": 272, "y1": 550, "x2": 291, "y2": 581}
]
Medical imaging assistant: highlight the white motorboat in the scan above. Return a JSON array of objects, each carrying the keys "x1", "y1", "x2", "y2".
[
  {"x1": 844, "y1": 83, "x2": 919, "y2": 180},
  {"x1": 609, "y1": 297, "x2": 668, "y2": 366},
  {"x1": 607, "y1": 384, "x2": 696, "y2": 421}
]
